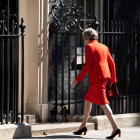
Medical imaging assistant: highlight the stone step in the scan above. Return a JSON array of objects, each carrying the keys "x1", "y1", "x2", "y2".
[
  {"x1": 18, "y1": 114, "x2": 39, "y2": 124},
  {"x1": 31, "y1": 122, "x2": 95, "y2": 136}
]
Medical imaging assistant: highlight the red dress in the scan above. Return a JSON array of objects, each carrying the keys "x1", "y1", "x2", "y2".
[{"x1": 75, "y1": 40, "x2": 117, "y2": 105}]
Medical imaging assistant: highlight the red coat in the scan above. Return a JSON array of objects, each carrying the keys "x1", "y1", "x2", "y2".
[{"x1": 75, "y1": 40, "x2": 117, "y2": 84}]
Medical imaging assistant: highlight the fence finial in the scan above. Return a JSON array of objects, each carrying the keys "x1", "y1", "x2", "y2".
[{"x1": 19, "y1": 18, "x2": 26, "y2": 35}]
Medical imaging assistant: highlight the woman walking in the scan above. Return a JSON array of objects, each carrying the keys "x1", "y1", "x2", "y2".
[{"x1": 72, "y1": 28, "x2": 121, "y2": 139}]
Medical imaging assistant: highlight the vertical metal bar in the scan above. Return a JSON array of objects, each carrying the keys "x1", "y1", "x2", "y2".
[
  {"x1": 94, "y1": 104, "x2": 97, "y2": 116},
  {"x1": 107, "y1": 0, "x2": 110, "y2": 49},
  {"x1": 114, "y1": 22, "x2": 117, "y2": 114},
  {"x1": 6, "y1": 37, "x2": 10, "y2": 124},
  {"x1": 103, "y1": 21, "x2": 105, "y2": 44},
  {"x1": 107, "y1": 0, "x2": 109, "y2": 31},
  {"x1": 81, "y1": 34, "x2": 84, "y2": 115},
  {"x1": 11, "y1": 36, "x2": 15, "y2": 123},
  {"x1": 16, "y1": 37, "x2": 19, "y2": 123},
  {"x1": 136, "y1": 26, "x2": 140, "y2": 112},
  {"x1": 99, "y1": 0, "x2": 103, "y2": 43},
  {"x1": 125, "y1": 22, "x2": 128, "y2": 113},
  {"x1": 118, "y1": 21, "x2": 121, "y2": 114},
  {"x1": 121, "y1": 21, "x2": 124, "y2": 113},
  {"x1": 16, "y1": 0, "x2": 19, "y2": 34},
  {"x1": 129, "y1": 23, "x2": 132, "y2": 113},
  {"x1": 15, "y1": 0, "x2": 19, "y2": 123},
  {"x1": 110, "y1": 21, "x2": 113, "y2": 54},
  {"x1": 110, "y1": 21, "x2": 113, "y2": 109},
  {"x1": 0, "y1": 37, "x2": 4, "y2": 125},
  {"x1": 7, "y1": 0, "x2": 9, "y2": 34},
  {"x1": 62, "y1": 33, "x2": 64, "y2": 109},
  {"x1": 75, "y1": 33, "x2": 77, "y2": 115},
  {"x1": 55, "y1": 33, "x2": 58, "y2": 112},
  {"x1": 68, "y1": 34, "x2": 71, "y2": 114},
  {"x1": 132, "y1": 24, "x2": 135, "y2": 113},
  {"x1": 5, "y1": 0, "x2": 10, "y2": 124},
  {"x1": 21, "y1": 36, "x2": 24, "y2": 123}
]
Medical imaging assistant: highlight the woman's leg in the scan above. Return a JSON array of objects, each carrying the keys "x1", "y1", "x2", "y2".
[
  {"x1": 100, "y1": 104, "x2": 118, "y2": 134},
  {"x1": 78, "y1": 100, "x2": 92, "y2": 130}
]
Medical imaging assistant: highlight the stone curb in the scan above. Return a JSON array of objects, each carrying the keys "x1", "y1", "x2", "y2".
[
  {"x1": 58, "y1": 113, "x2": 140, "y2": 130},
  {"x1": 0, "y1": 123, "x2": 31, "y2": 140},
  {"x1": 88, "y1": 113, "x2": 140, "y2": 130},
  {"x1": 31, "y1": 122, "x2": 95, "y2": 136}
]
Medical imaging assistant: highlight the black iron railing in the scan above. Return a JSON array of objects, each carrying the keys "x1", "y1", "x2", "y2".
[
  {"x1": 49, "y1": 0, "x2": 140, "y2": 122},
  {"x1": 0, "y1": 0, "x2": 26, "y2": 125}
]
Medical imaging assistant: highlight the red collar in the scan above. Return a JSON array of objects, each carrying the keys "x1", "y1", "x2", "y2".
[{"x1": 90, "y1": 39, "x2": 98, "y2": 43}]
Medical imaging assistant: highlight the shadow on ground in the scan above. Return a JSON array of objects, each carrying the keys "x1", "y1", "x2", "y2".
[{"x1": 16, "y1": 135, "x2": 114, "y2": 140}]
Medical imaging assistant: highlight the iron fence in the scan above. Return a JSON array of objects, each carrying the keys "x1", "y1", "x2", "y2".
[
  {"x1": 0, "y1": 0, "x2": 26, "y2": 125},
  {"x1": 49, "y1": 0, "x2": 140, "y2": 122}
]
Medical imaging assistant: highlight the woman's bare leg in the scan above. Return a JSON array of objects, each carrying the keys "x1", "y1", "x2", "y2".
[
  {"x1": 101, "y1": 104, "x2": 118, "y2": 134},
  {"x1": 77, "y1": 100, "x2": 92, "y2": 131}
]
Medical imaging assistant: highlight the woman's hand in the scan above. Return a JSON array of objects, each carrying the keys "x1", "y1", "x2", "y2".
[{"x1": 72, "y1": 80, "x2": 78, "y2": 87}]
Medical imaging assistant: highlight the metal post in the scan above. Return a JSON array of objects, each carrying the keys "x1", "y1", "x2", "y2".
[
  {"x1": 81, "y1": 34, "x2": 84, "y2": 115},
  {"x1": 62, "y1": 33, "x2": 64, "y2": 109},
  {"x1": 21, "y1": 36, "x2": 24, "y2": 123},
  {"x1": 121, "y1": 21, "x2": 125, "y2": 113},
  {"x1": 19, "y1": 18, "x2": 26, "y2": 123},
  {"x1": 5, "y1": 0, "x2": 10, "y2": 125},
  {"x1": 11, "y1": 35, "x2": 15, "y2": 123},
  {"x1": 55, "y1": 33, "x2": 58, "y2": 115},
  {"x1": 0, "y1": 37, "x2": 4, "y2": 124},
  {"x1": 15, "y1": 36, "x2": 19, "y2": 123},
  {"x1": 68, "y1": 34, "x2": 71, "y2": 114},
  {"x1": 125, "y1": 22, "x2": 128, "y2": 113},
  {"x1": 75, "y1": 33, "x2": 77, "y2": 115}
]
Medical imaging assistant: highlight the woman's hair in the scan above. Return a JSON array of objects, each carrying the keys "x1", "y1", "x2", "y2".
[{"x1": 82, "y1": 28, "x2": 98, "y2": 41}]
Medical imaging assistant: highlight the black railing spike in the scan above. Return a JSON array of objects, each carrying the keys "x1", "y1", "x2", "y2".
[{"x1": 19, "y1": 18, "x2": 26, "y2": 35}]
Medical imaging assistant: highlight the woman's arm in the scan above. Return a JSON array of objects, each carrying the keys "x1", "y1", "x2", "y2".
[
  {"x1": 107, "y1": 49, "x2": 117, "y2": 85},
  {"x1": 75, "y1": 45, "x2": 92, "y2": 82}
]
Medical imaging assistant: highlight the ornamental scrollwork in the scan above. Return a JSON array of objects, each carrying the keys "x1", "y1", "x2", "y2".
[
  {"x1": 49, "y1": 0, "x2": 99, "y2": 32},
  {"x1": 0, "y1": 7, "x2": 18, "y2": 35}
]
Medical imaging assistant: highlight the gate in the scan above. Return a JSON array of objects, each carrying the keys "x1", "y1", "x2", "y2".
[
  {"x1": 99, "y1": 19, "x2": 140, "y2": 114},
  {"x1": 0, "y1": 0, "x2": 26, "y2": 124},
  {"x1": 49, "y1": 0, "x2": 140, "y2": 121}
]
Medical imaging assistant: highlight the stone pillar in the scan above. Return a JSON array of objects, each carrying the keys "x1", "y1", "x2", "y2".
[
  {"x1": 19, "y1": 0, "x2": 50, "y2": 122},
  {"x1": 26, "y1": 0, "x2": 50, "y2": 122}
]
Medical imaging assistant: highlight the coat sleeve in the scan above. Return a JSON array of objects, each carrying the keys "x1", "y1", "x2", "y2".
[
  {"x1": 107, "y1": 49, "x2": 118, "y2": 84},
  {"x1": 75, "y1": 45, "x2": 92, "y2": 82}
]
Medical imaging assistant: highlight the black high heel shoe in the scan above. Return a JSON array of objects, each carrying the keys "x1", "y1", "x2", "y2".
[
  {"x1": 73, "y1": 127, "x2": 87, "y2": 135},
  {"x1": 106, "y1": 129, "x2": 121, "y2": 139}
]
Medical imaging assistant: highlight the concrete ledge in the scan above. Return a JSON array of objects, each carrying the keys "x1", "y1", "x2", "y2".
[
  {"x1": 88, "y1": 113, "x2": 140, "y2": 130},
  {"x1": 0, "y1": 123, "x2": 31, "y2": 140},
  {"x1": 31, "y1": 122, "x2": 95, "y2": 136},
  {"x1": 59, "y1": 113, "x2": 140, "y2": 131}
]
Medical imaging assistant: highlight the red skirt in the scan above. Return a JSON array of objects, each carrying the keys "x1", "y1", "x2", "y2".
[{"x1": 84, "y1": 78, "x2": 109, "y2": 105}]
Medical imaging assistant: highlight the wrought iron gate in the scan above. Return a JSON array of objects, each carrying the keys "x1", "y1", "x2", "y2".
[
  {"x1": 49, "y1": 0, "x2": 140, "y2": 121},
  {"x1": 0, "y1": 0, "x2": 26, "y2": 124}
]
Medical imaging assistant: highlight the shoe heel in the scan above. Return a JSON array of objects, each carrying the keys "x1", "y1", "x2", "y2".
[
  {"x1": 84, "y1": 131, "x2": 87, "y2": 135},
  {"x1": 118, "y1": 132, "x2": 121, "y2": 137}
]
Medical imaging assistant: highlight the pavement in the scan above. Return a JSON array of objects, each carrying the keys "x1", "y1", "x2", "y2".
[{"x1": 12, "y1": 126, "x2": 140, "y2": 140}]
